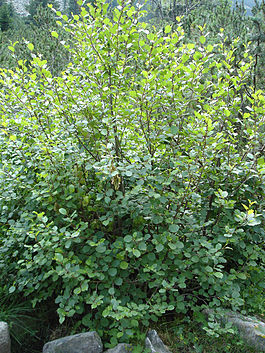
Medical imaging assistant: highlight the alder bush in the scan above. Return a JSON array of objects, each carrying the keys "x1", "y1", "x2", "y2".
[{"x1": 0, "y1": 0, "x2": 264, "y2": 344}]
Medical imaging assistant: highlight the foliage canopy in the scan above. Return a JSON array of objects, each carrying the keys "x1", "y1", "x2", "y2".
[{"x1": 0, "y1": 0, "x2": 264, "y2": 344}]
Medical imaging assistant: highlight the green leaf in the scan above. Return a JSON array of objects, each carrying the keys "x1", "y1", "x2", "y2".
[
  {"x1": 27, "y1": 43, "x2": 34, "y2": 51},
  {"x1": 153, "y1": 215, "x2": 163, "y2": 224},
  {"x1": 59, "y1": 208, "x2": 67, "y2": 215},
  {"x1": 214, "y1": 272, "x2": 223, "y2": 279},
  {"x1": 9, "y1": 286, "x2": 16, "y2": 294},
  {"x1": 81, "y1": 282, "x2": 88, "y2": 291},
  {"x1": 206, "y1": 44, "x2": 213, "y2": 52},
  {"x1": 83, "y1": 196, "x2": 89, "y2": 206},
  {"x1": 237, "y1": 273, "x2": 247, "y2": 280},
  {"x1": 82, "y1": 314, "x2": 91, "y2": 327},
  {"x1": 138, "y1": 242, "x2": 146, "y2": 251},
  {"x1": 54, "y1": 253, "x2": 63, "y2": 262},
  {"x1": 193, "y1": 51, "x2": 202, "y2": 60},
  {"x1": 187, "y1": 43, "x2": 195, "y2": 50},
  {"x1": 177, "y1": 301, "x2": 185, "y2": 310},
  {"x1": 51, "y1": 31, "x2": 59, "y2": 38},
  {"x1": 200, "y1": 36, "x2": 206, "y2": 44},
  {"x1": 108, "y1": 287, "x2": 115, "y2": 295},
  {"x1": 176, "y1": 241, "x2": 184, "y2": 249},
  {"x1": 65, "y1": 239, "x2": 72, "y2": 249},
  {"x1": 156, "y1": 244, "x2": 164, "y2": 252},
  {"x1": 102, "y1": 219, "x2": 110, "y2": 226},
  {"x1": 169, "y1": 224, "x2": 179, "y2": 232},
  {"x1": 120, "y1": 261, "x2": 128, "y2": 270},
  {"x1": 168, "y1": 242, "x2": 177, "y2": 250},
  {"x1": 115, "y1": 277, "x2": 123, "y2": 286},
  {"x1": 179, "y1": 282, "x2": 186, "y2": 289},
  {"x1": 170, "y1": 126, "x2": 178, "y2": 134},
  {"x1": 69, "y1": 184, "x2": 75, "y2": 193},
  {"x1": 96, "y1": 244, "x2": 107, "y2": 253},
  {"x1": 74, "y1": 287, "x2": 81, "y2": 295},
  {"x1": 133, "y1": 249, "x2": 141, "y2": 257},
  {"x1": 165, "y1": 25, "x2": 171, "y2": 34},
  {"x1": 59, "y1": 316, "x2": 65, "y2": 324},
  {"x1": 124, "y1": 235, "x2": 132, "y2": 242},
  {"x1": 205, "y1": 266, "x2": 213, "y2": 272},
  {"x1": 108, "y1": 268, "x2": 117, "y2": 276}
]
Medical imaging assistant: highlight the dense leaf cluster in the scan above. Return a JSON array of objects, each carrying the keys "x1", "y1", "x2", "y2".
[{"x1": 0, "y1": 0, "x2": 264, "y2": 347}]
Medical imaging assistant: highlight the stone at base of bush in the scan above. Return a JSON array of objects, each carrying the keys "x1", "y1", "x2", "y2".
[
  {"x1": 145, "y1": 330, "x2": 171, "y2": 353},
  {"x1": 42, "y1": 331, "x2": 103, "y2": 353},
  {"x1": 203, "y1": 309, "x2": 265, "y2": 352},
  {"x1": 104, "y1": 343, "x2": 133, "y2": 353},
  {"x1": 0, "y1": 321, "x2": 11, "y2": 353},
  {"x1": 43, "y1": 330, "x2": 170, "y2": 353}
]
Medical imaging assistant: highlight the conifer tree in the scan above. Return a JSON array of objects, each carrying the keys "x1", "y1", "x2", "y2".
[
  {"x1": 26, "y1": 0, "x2": 59, "y2": 23},
  {"x1": 183, "y1": 0, "x2": 249, "y2": 44},
  {"x1": 0, "y1": 1, "x2": 68, "y2": 74},
  {"x1": 0, "y1": 0, "x2": 14, "y2": 32},
  {"x1": 250, "y1": 0, "x2": 265, "y2": 89},
  {"x1": 67, "y1": 0, "x2": 80, "y2": 16}
]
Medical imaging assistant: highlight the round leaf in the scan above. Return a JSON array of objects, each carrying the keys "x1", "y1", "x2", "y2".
[{"x1": 59, "y1": 208, "x2": 67, "y2": 215}]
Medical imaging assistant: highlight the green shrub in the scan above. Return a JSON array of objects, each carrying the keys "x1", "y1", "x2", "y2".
[{"x1": 0, "y1": 0, "x2": 264, "y2": 344}]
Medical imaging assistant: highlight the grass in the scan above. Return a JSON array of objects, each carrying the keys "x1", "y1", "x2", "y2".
[
  {"x1": 0, "y1": 293, "x2": 35, "y2": 345},
  {"x1": 154, "y1": 316, "x2": 259, "y2": 353},
  {"x1": 0, "y1": 287, "x2": 51, "y2": 353}
]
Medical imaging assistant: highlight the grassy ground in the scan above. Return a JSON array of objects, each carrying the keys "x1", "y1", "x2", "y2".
[{"x1": 154, "y1": 317, "x2": 259, "y2": 353}]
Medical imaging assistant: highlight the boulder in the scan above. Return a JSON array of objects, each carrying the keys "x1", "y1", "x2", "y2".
[
  {"x1": 43, "y1": 331, "x2": 103, "y2": 353},
  {"x1": 204, "y1": 309, "x2": 265, "y2": 352},
  {"x1": 104, "y1": 343, "x2": 133, "y2": 353},
  {"x1": 0, "y1": 321, "x2": 11, "y2": 353},
  {"x1": 145, "y1": 330, "x2": 171, "y2": 353}
]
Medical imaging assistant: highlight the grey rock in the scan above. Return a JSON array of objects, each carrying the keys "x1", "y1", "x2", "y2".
[
  {"x1": 0, "y1": 321, "x2": 11, "y2": 353},
  {"x1": 104, "y1": 343, "x2": 133, "y2": 353},
  {"x1": 43, "y1": 331, "x2": 103, "y2": 353},
  {"x1": 145, "y1": 330, "x2": 171, "y2": 353},
  {"x1": 204, "y1": 309, "x2": 265, "y2": 352}
]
